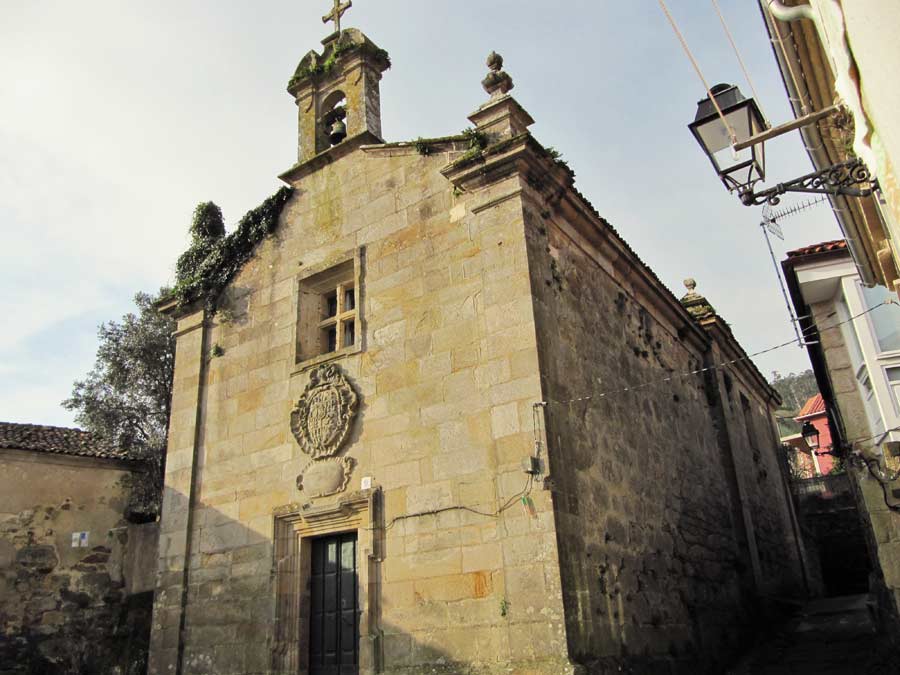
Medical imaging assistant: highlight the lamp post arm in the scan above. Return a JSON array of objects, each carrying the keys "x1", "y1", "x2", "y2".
[
  {"x1": 739, "y1": 158, "x2": 876, "y2": 207},
  {"x1": 733, "y1": 105, "x2": 840, "y2": 151}
]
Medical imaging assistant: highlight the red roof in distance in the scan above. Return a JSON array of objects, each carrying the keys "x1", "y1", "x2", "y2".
[{"x1": 795, "y1": 393, "x2": 826, "y2": 420}]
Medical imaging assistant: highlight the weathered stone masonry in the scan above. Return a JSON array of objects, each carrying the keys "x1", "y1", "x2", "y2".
[
  {"x1": 148, "y1": 27, "x2": 807, "y2": 675},
  {"x1": 0, "y1": 424, "x2": 157, "y2": 675},
  {"x1": 521, "y1": 172, "x2": 805, "y2": 670}
]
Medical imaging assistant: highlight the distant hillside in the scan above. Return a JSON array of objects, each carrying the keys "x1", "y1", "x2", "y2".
[
  {"x1": 771, "y1": 369, "x2": 819, "y2": 414},
  {"x1": 771, "y1": 369, "x2": 818, "y2": 439}
]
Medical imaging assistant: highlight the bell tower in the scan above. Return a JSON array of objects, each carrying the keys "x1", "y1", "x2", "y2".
[{"x1": 287, "y1": 26, "x2": 391, "y2": 163}]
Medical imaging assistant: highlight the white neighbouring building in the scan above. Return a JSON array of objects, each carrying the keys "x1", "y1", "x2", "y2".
[{"x1": 783, "y1": 238, "x2": 900, "y2": 634}]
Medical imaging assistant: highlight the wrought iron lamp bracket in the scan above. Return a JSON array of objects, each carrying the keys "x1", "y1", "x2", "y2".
[{"x1": 738, "y1": 158, "x2": 877, "y2": 207}]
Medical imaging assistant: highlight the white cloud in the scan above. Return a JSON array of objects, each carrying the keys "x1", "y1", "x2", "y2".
[{"x1": 0, "y1": 0, "x2": 839, "y2": 425}]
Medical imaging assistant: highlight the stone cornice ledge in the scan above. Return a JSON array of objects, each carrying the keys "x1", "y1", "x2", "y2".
[
  {"x1": 547, "y1": 185, "x2": 711, "y2": 354},
  {"x1": 273, "y1": 488, "x2": 377, "y2": 525},
  {"x1": 155, "y1": 296, "x2": 207, "y2": 329},
  {"x1": 440, "y1": 133, "x2": 544, "y2": 193},
  {"x1": 361, "y1": 136, "x2": 470, "y2": 158},
  {"x1": 279, "y1": 131, "x2": 383, "y2": 184}
]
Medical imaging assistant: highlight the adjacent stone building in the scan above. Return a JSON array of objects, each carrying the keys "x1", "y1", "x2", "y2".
[
  {"x1": 0, "y1": 422, "x2": 157, "y2": 674},
  {"x1": 148, "y1": 22, "x2": 807, "y2": 675}
]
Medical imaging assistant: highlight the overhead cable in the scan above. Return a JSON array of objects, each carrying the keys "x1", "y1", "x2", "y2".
[
  {"x1": 657, "y1": 0, "x2": 738, "y2": 145},
  {"x1": 712, "y1": 0, "x2": 770, "y2": 126},
  {"x1": 539, "y1": 300, "x2": 893, "y2": 408}
]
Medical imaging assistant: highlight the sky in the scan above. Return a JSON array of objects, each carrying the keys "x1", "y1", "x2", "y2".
[{"x1": 0, "y1": 1, "x2": 841, "y2": 427}]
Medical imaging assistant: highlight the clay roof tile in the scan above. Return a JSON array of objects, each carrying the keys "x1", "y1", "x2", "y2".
[
  {"x1": 0, "y1": 422, "x2": 134, "y2": 461},
  {"x1": 795, "y1": 393, "x2": 826, "y2": 419},
  {"x1": 785, "y1": 239, "x2": 848, "y2": 259}
]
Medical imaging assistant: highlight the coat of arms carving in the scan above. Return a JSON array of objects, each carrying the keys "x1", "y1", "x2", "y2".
[{"x1": 290, "y1": 364, "x2": 358, "y2": 459}]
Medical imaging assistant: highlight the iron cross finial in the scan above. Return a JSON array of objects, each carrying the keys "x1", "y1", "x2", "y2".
[{"x1": 323, "y1": 0, "x2": 352, "y2": 35}]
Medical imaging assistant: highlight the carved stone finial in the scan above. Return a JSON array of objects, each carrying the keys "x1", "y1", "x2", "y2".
[
  {"x1": 680, "y1": 278, "x2": 716, "y2": 321},
  {"x1": 482, "y1": 51, "x2": 514, "y2": 98}
]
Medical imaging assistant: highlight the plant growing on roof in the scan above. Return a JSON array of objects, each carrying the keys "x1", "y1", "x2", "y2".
[
  {"x1": 288, "y1": 36, "x2": 391, "y2": 90},
  {"x1": 170, "y1": 186, "x2": 294, "y2": 311}
]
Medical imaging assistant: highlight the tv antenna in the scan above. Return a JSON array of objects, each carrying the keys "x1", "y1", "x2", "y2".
[{"x1": 760, "y1": 197, "x2": 828, "y2": 347}]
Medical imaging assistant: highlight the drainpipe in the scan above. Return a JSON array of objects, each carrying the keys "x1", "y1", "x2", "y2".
[
  {"x1": 759, "y1": 0, "x2": 879, "y2": 286},
  {"x1": 767, "y1": 0, "x2": 815, "y2": 23}
]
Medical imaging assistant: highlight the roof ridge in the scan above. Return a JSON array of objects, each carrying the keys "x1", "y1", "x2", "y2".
[
  {"x1": 786, "y1": 239, "x2": 847, "y2": 258},
  {"x1": 795, "y1": 393, "x2": 825, "y2": 419},
  {"x1": 0, "y1": 421, "x2": 135, "y2": 461}
]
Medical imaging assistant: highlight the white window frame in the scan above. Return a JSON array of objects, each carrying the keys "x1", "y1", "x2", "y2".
[{"x1": 838, "y1": 277, "x2": 900, "y2": 441}]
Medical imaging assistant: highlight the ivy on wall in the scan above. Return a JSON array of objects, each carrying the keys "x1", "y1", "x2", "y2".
[{"x1": 171, "y1": 186, "x2": 293, "y2": 310}]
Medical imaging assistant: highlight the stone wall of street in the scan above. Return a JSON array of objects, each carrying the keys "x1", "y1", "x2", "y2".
[
  {"x1": 522, "y1": 195, "x2": 805, "y2": 672},
  {"x1": 0, "y1": 452, "x2": 156, "y2": 674}
]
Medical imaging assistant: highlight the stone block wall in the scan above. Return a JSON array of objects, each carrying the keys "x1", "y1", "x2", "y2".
[
  {"x1": 150, "y1": 140, "x2": 573, "y2": 675},
  {"x1": 707, "y1": 346, "x2": 805, "y2": 598},
  {"x1": 521, "y1": 194, "x2": 804, "y2": 671},
  {"x1": 149, "y1": 129, "x2": 807, "y2": 673},
  {"x1": 0, "y1": 450, "x2": 153, "y2": 674}
]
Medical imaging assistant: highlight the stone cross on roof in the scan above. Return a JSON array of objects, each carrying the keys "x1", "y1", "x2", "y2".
[{"x1": 322, "y1": 0, "x2": 352, "y2": 36}]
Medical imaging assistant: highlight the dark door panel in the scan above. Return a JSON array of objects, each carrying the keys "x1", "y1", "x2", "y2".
[{"x1": 310, "y1": 532, "x2": 358, "y2": 675}]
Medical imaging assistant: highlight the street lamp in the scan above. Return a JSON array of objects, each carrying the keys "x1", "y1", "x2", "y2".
[
  {"x1": 689, "y1": 83, "x2": 766, "y2": 200},
  {"x1": 801, "y1": 421, "x2": 821, "y2": 451},
  {"x1": 688, "y1": 84, "x2": 877, "y2": 206}
]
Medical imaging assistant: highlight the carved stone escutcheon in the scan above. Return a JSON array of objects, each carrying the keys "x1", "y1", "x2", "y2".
[
  {"x1": 290, "y1": 363, "x2": 358, "y2": 459},
  {"x1": 296, "y1": 457, "x2": 355, "y2": 499}
]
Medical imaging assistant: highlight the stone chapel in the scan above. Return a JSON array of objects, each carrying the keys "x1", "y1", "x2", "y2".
[{"x1": 148, "y1": 14, "x2": 808, "y2": 675}]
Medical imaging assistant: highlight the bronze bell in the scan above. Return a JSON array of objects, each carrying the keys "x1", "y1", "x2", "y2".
[{"x1": 329, "y1": 118, "x2": 347, "y2": 145}]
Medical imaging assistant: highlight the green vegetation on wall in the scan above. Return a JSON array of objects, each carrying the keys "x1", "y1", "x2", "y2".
[
  {"x1": 172, "y1": 186, "x2": 293, "y2": 311},
  {"x1": 288, "y1": 37, "x2": 391, "y2": 91}
]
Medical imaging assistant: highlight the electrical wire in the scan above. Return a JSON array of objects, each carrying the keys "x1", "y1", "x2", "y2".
[
  {"x1": 810, "y1": 423, "x2": 900, "y2": 510},
  {"x1": 541, "y1": 300, "x2": 893, "y2": 408},
  {"x1": 849, "y1": 426, "x2": 900, "y2": 449},
  {"x1": 368, "y1": 474, "x2": 535, "y2": 532},
  {"x1": 712, "y1": 0, "x2": 770, "y2": 126},
  {"x1": 849, "y1": 428, "x2": 900, "y2": 512},
  {"x1": 657, "y1": 0, "x2": 738, "y2": 145},
  {"x1": 366, "y1": 398, "x2": 548, "y2": 534}
]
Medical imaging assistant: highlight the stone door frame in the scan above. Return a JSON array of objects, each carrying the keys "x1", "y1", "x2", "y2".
[{"x1": 273, "y1": 488, "x2": 383, "y2": 675}]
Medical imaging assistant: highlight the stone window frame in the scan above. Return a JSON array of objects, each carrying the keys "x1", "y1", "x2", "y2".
[
  {"x1": 271, "y1": 489, "x2": 383, "y2": 675},
  {"x1": 293, "y1": 247, "x2": 365, "y2": 373}
]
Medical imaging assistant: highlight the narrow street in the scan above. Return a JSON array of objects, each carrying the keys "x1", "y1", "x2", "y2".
[{"x1": 729, "y1": 595, "x2": 898, "y2": 674}]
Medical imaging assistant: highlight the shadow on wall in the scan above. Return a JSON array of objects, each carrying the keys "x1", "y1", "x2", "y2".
[
  {"x1": 0, "y1": 504, "x2": 156, "y2": 675},
  {"x1": 153, "y1": 487, "x2": 573, "y2": 675},
  {"x1": 793, "y1": 475, "x2": 872, "y2": 597}
]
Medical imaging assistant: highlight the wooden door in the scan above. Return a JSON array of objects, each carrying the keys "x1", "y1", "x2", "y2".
[{"x1": 309, "y1": 532, "x2": 358, "y2": 675}]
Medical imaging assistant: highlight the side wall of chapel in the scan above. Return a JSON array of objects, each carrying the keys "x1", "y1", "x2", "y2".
[{"x1": 521, "y1": 194, "x2": 805, "y2": 672}]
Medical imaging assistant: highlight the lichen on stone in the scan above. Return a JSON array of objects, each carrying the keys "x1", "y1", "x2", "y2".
[{"x1": 287, "y1": 30, "x2": 391, "y2": 93}]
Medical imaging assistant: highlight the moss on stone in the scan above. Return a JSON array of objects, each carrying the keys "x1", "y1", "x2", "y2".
[{"x1": 288, "y1": 35, "x2": 391, "y2": 92}]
